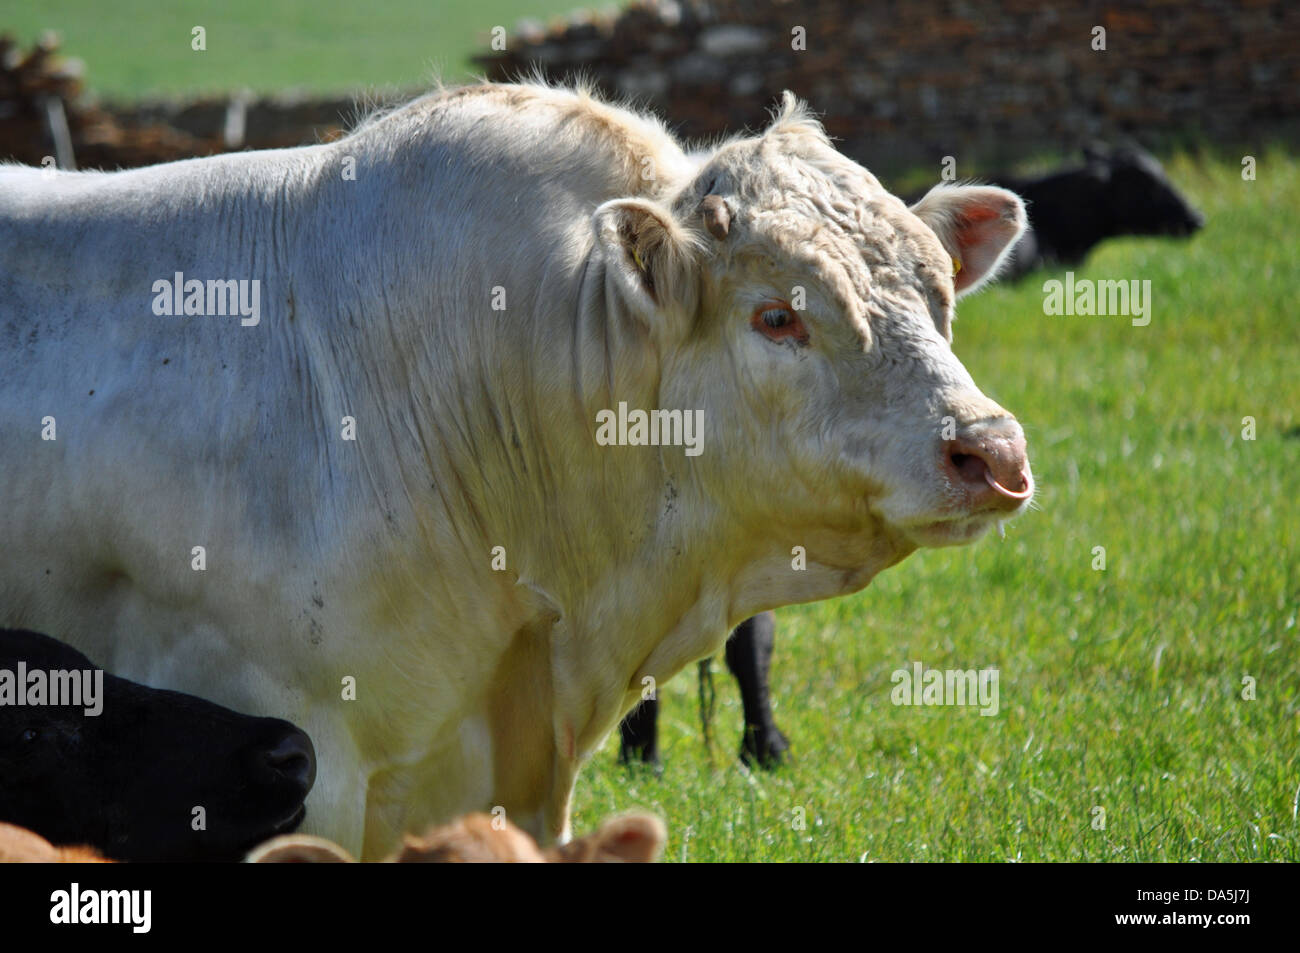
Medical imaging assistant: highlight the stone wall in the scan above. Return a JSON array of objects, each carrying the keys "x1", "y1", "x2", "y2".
[
  {"x1": 477, "y1": 0, "x2": 1299, "y2": 171},
  {"x1": 7, "y1": 3, "x2": 1295, "y2": 173}
]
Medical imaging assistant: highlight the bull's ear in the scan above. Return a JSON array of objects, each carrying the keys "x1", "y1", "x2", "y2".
[
  {"x1": 910, "y1": 185, "x2": 1027, "y2": 296},
  {"x1": 593, "y1": 198, "x2": 699, "y2": 324}
]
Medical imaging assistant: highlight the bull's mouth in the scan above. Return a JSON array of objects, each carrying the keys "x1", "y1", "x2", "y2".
[
  {"x1": 903, "y1": 515, "x2": 1001, "y2": 548},
  {"x1": 892, "y1": 468, "x2": 1034, "y2": 548}
]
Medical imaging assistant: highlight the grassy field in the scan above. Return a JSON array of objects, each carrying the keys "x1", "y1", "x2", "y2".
[
  {"x1": 574, "y1": 150, "x2": 1300, "y2": 862},
  {"x1": 5, "y1": 1, "x2": 1295, "y2": 862},
  {"x1": 0, "y1": 0, "x2": 589, "y2": 97}
]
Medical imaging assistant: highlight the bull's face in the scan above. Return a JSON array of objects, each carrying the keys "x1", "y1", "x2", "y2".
[{"x1": 592, "y1": 95, "x2": 1033, "y2": 580}]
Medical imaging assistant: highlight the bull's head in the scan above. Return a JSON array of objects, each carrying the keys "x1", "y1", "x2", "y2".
[{"x1": 590, "y1": 94, "x2": 1034, "y2": 597}]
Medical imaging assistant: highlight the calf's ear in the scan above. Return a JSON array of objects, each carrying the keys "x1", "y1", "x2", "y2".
[
  {"x1": 244, "y1": 834, "x2": 355, "y2": 863},
  {"x1": 910, "y1": 185, "x2": 1027, "y2": 296},
  {"x1": 593, "y1": 198, "x2": 700, "y2": 328},
  {"x1": 545, "y1": 812, "x2": 666, "y2": 862},
  {"x1": 589, "y1": 812, "x2": 666, "y2": 863}
]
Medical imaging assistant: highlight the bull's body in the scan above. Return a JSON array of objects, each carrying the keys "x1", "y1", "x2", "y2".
[
  {"x1": 1, "y1": 83, "x2": 1031, "y2": 858},
  {"x1": 1, "y1": 88, "x2": 709, "y2": 857}
]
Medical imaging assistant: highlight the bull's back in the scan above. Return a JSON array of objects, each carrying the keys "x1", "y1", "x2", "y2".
[{"x1": 0, "y1": 152, "x2": 338, "y2": 671}]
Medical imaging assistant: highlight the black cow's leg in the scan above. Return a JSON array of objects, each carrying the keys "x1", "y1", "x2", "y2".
[
  {"x1": 725, "y1": 611, "x2": 790, "y2": 769},
  {"x1": 618, "y1": 696, "x2": 660, "y2": 768}
]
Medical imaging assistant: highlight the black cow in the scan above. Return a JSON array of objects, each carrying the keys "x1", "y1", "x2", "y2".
[
  {"x1": 992, "y1": 143, "x2": 1203, "y2": 279},
  {"x1": 0, "y1": 628, "x2": 315, "y2": 862},
  {"x1": 619, "y1": 612, "x2": 789, "y2": 770}
]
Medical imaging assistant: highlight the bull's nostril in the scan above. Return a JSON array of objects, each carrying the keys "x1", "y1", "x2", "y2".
[
  {"x1": 944, "y1": 418, "x2": 1030, "y2": 511},
  {"x1": 949, "y1": 451, "x2": 988, "y2": 484}
]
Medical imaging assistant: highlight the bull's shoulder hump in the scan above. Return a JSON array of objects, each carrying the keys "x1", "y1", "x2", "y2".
[{"x1": 349, "y1": 81, "x2": 695, "y2": 195}]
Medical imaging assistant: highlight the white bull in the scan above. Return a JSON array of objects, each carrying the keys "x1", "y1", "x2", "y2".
[{"x1": 0, "y1": 82, "x2": 1032, "y2": 858}]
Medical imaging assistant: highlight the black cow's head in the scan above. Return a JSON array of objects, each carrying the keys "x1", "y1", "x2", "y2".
[
  {"x1": 0, "y1": 628, "x2": 315, "y2": 862},
  {"x1": 1084, "y1": 142, "x2": 1204, "y2": 238}
]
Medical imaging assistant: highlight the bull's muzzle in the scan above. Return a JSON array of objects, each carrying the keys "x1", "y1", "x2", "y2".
[{"x1": 943, "y1": 418, "x2": 1032, "y2": 512}]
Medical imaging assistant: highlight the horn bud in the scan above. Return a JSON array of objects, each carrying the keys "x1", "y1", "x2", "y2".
[{"x1": 697, "y1": 194, "x2": 731, "y2": 240}]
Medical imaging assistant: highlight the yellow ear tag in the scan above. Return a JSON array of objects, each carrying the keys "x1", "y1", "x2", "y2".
[{"x1": 952, "y1": 258, "x2": 963, "y2": 276}]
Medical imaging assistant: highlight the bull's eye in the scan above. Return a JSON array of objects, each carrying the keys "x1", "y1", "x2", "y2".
[{"x1": 750, "y1": 301, "x2": 809, "y2": 346}]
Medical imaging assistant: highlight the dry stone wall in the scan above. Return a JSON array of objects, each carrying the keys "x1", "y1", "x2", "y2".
[{"x1": 477, "y1": 0, "x2": 1299, "y2": 171}]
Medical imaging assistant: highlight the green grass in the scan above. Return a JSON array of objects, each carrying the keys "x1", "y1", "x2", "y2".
[
  {"x1": 0, "y1": 0, "x2": 590, "y2": 97},
  {"x1": 573, "y1": 149, "x2": 1300, "y2": 862}
]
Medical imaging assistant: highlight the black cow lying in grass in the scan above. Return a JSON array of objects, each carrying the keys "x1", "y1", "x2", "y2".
[
  {"x1": 621, "y1": 145, "x2": 1202, "y2": 772},
  {"x1": 991, "y1": 142, "x2": 1203, "y2": 279},
  {"x1": 0, "y1": 628, "x2": 316, "y2": 862}
]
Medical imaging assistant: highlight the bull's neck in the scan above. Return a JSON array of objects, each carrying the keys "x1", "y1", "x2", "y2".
[
  {"x1": 369, "y1": 236, "x2": 732, "y2": 668},
  {"x1": 293, "y1": 151, "x2": 744, "y2": 679}
]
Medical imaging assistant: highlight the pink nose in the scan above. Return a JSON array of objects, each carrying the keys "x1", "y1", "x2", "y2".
[{"x1": 943, "y1": 419, "x2": 1032, "y2": 511}]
